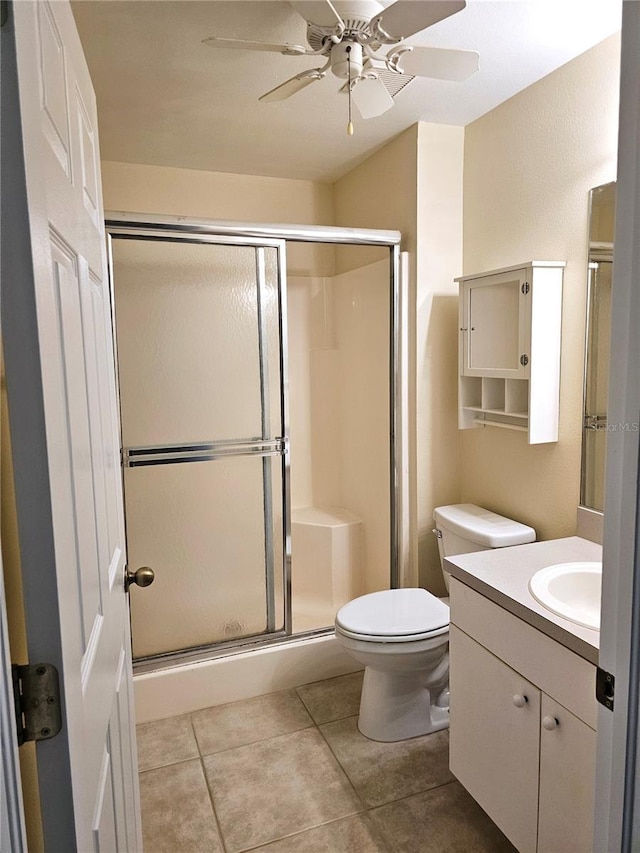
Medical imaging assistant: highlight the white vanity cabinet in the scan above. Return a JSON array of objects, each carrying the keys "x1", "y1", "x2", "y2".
[
  {"x1": 449, "y1": 579, "x2": 597, "y2": 853},
  {"x1": 457, "y1": 261, "x2": 564, "y2": 443}
]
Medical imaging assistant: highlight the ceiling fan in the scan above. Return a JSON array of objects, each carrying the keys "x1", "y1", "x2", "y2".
[{"x1": 203, "y1": 0, "x2": 479, "y2": 134}]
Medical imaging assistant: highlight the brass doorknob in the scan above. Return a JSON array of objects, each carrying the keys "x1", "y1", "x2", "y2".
[{"x1": 125, "y1": 566, "x2": 155, "y2": 591}]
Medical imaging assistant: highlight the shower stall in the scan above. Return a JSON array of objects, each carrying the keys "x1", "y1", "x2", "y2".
[{"x1": 106, "y1": 215, "x2": 404, "y2": 672}]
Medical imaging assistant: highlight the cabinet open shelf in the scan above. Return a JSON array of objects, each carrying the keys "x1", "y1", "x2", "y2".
[
  {"x1": 464, "y1": 406, "x2": 528, "y2": 420},
  {"x1": 457, "y1": 262, "x2": 565, "y2": 444}
]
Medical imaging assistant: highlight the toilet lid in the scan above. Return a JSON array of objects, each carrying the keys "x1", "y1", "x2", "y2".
[{"x1": 335, "y1": 589, "x2": 449, "y2": 640}]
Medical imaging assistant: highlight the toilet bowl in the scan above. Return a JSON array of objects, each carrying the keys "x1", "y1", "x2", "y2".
[
  {"x1": 335, "y1": 504, "x2": 536, "y2": 743},
  {"x1": 335, "y1": 588, "x2": 449, "y2": 741}
]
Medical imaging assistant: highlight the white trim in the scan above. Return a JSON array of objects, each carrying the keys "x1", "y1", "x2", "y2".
[
  {"x1": 594, "y1": 3, "x2": 640, "y2": 850},
  {"x1": 105, "y1": 211, "x2": 401, "y2": 246}
]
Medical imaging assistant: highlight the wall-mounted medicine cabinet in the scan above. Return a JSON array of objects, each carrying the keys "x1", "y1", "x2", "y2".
[{"x1": 457, "y1": 261, "x2": 565, "y2": 444}]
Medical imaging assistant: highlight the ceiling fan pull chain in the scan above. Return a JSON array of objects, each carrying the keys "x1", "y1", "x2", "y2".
[{"x1": 347, "y1": 45, "x2": 354, "y2": 136}]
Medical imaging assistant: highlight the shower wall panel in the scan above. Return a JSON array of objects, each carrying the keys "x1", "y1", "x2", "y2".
[
  {"x1": 287, "y1": 257, "x2": 391, "y2": 628},
  {"x1": 333, "y1": 259, "x2": 390, "y2": 594},
  {"x1": 286, "y1": 277, "x2": 314, "y2": 509}
]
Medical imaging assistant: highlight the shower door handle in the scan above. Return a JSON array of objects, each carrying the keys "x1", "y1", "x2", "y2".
[{"x1": 124, "y1": 565, "x2": 155, "y2": 592}]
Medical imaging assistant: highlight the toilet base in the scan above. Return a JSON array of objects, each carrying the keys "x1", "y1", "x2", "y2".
[{"x1": 357, "y1": 667, "x2": 450, "y2": 742}]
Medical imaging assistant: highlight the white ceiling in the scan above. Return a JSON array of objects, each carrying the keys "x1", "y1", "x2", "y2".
[{"x1": 72, "y1": 0, "x2": 622, "y2": 183}]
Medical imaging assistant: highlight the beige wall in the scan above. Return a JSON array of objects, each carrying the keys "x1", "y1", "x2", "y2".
[
  {"x1": 334, "y1": 124, "x2": 464, "y2": 591},
  {"x1": 334, "y1": 127, "x2": 419, "y2": 585},
  {"x1": 460, "y1": 35, "x2": 621, "y2": 540},
  {"x1": 102, "y1": 160, "x2": 336, "y2": 276},
  {"x1": 334, "y1": 126, "x2": 419, "y2": 272},
  {"x1": 416, "y1": 124, "x2": 464, "y2": 593}
]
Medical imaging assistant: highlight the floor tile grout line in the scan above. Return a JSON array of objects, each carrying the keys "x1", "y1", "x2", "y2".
[
  {"x1": 294, "y1": 675, "x2": 364, "y2": 724},
  {"x1": 138, "y1": 755, "x2": 202, "y2": 776},
  {"x1": 293, "y1": 685, "x2": 365, "y2": 727},
  {"x1": 315, "y1": 715, "x2": 458, "y2": 811},
  {"x1": 191, "y1": 721, "x2": 316, "y2": 760},
  {"x1": 189, "y1": 685, "x2": 311, "y2": 719},
  {"x1": 313, "y1": 718, "x2": 371, "y2": 812},
  {"x1": 189, "y1": 714, "x2": 229, "y2": 853},
  {"x1": 235, "y1": 809, "x2": 393, "y2": 853},
  {"x1": 199, "y1": 753, "x2": 231, "y2": 853},
  {"x1": 367, "y1": 778, "x2": 458, "y2": 813}
]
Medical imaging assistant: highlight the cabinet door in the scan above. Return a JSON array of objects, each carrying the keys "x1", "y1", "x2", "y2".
[
  {"x1": 449, "y1": 625, "x2": 540, "y2": 853},
  {"x1": 462, "y1": 269, "x2": 529, "y2": 378},
  {"x1": 538, "y1": 695, "x2": 597, "y2": 853}
]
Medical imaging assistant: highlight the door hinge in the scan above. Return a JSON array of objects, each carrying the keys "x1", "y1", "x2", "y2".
[
  {"x1": 12, "y1": 663, "x2": 62, "y2": 746},
  {"x1": 522, "y1": 282, "x2": 530, "y2": 295},
  {"x1": 596, "y1": 666, "x2": 615, "y2": 711},
  {"x1": 520, "y1": 353, "x2": 529, "y2": 367}
]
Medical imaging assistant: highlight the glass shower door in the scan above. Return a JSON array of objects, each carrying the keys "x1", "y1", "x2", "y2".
[{"x1": 110, "y1": 234, "x2": 288, "y2": 661}]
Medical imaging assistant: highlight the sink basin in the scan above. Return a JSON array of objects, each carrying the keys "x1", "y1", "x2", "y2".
[{"x1": 528, "y1": 561, "x2": 602, "y2": 630}]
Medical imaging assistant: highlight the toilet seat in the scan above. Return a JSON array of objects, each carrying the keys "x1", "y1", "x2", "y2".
[{"x1": 335, "y1": 588, "x2": 449, "y2": 643}]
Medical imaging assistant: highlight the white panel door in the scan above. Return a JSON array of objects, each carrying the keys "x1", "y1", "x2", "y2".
[{"x1": 3, "y1": 1, "x2": 141, "y2": 849}]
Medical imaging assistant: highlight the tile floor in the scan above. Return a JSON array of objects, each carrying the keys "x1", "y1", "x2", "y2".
[{"x1": 137, "y1": 671, "x2": 516, "y2": 853}]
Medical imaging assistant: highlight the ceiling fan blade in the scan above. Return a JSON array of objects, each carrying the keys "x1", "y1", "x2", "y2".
[
  {"x1": 373, "y1": 0, "x2": 466, "y2": 41},
  {"x1": 397, "y1": 46, "x2": 479, "y2": 82},
  {"x1": 203, "y1": 36, "x2": 307, "y2": 56},
  {"x1": 351, "y1": 76, "x2": 394, "y2": 119},
  {"x1": 289, "y1": 1, "x2": 344, "y2": 27},
  {"x1": 259, "y1": 71, "x2": 323, "y2": 102}
]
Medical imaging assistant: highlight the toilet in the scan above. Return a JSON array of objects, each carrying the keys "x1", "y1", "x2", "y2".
[{"x1": 334, "y1": 504, "x2": 536, "y2": 742}]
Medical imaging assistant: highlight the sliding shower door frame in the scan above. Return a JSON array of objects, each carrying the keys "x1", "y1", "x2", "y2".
[{"x1": 106, "y1": 213, "x2": 403, "y2": 673}]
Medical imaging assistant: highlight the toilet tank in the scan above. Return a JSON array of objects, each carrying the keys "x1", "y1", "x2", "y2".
[{"x1": 433, "y1": 504, "x2": 536, "y2": 589}]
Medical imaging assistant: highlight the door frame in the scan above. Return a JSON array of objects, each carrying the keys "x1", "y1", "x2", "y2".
[
  {"x1": 593, "y1": 2, "x2": 640, "y2": 849},
  {"x1": 106, "y1": 213, "x2": 405, "y2": 670}
]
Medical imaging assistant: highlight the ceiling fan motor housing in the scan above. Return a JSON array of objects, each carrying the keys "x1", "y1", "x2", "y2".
[{"x1": 331, "y1": 40, "x2": 364, "y2": 78}]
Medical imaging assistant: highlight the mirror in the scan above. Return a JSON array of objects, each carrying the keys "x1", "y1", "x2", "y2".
[{"x1": 581, "y1": 181, "x2": 615, "y2": 511}]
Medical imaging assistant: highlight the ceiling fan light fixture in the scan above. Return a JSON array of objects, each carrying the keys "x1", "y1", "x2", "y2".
[
  {"x1": 203, "y1": 0, "x2": 475, "y2": 133},
  {"x1": 331, "y1": 40, "x2": 363, "y2": 78}
]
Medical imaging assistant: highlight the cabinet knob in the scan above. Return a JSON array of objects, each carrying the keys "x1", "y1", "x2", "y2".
[
  {"x1": 512, "y1": 694, "x2": 528, "y2": 708},
  {"x1": 542, "y1": 715, "x2": 560, "y2": 731}
]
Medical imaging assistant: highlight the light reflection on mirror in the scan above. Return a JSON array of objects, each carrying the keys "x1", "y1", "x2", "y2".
[{"x1": 581, "y1": 181, "x2": 615, "y2": 512}]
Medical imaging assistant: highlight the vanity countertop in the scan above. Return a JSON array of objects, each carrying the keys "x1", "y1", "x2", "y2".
[{"x1": 444, "y1": 536, "x2": 601, "y2": 666}]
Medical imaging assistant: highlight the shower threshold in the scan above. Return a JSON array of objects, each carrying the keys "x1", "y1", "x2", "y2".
[{"x1": 132, "y1": 625, "x2": 336, "y2": 675}]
